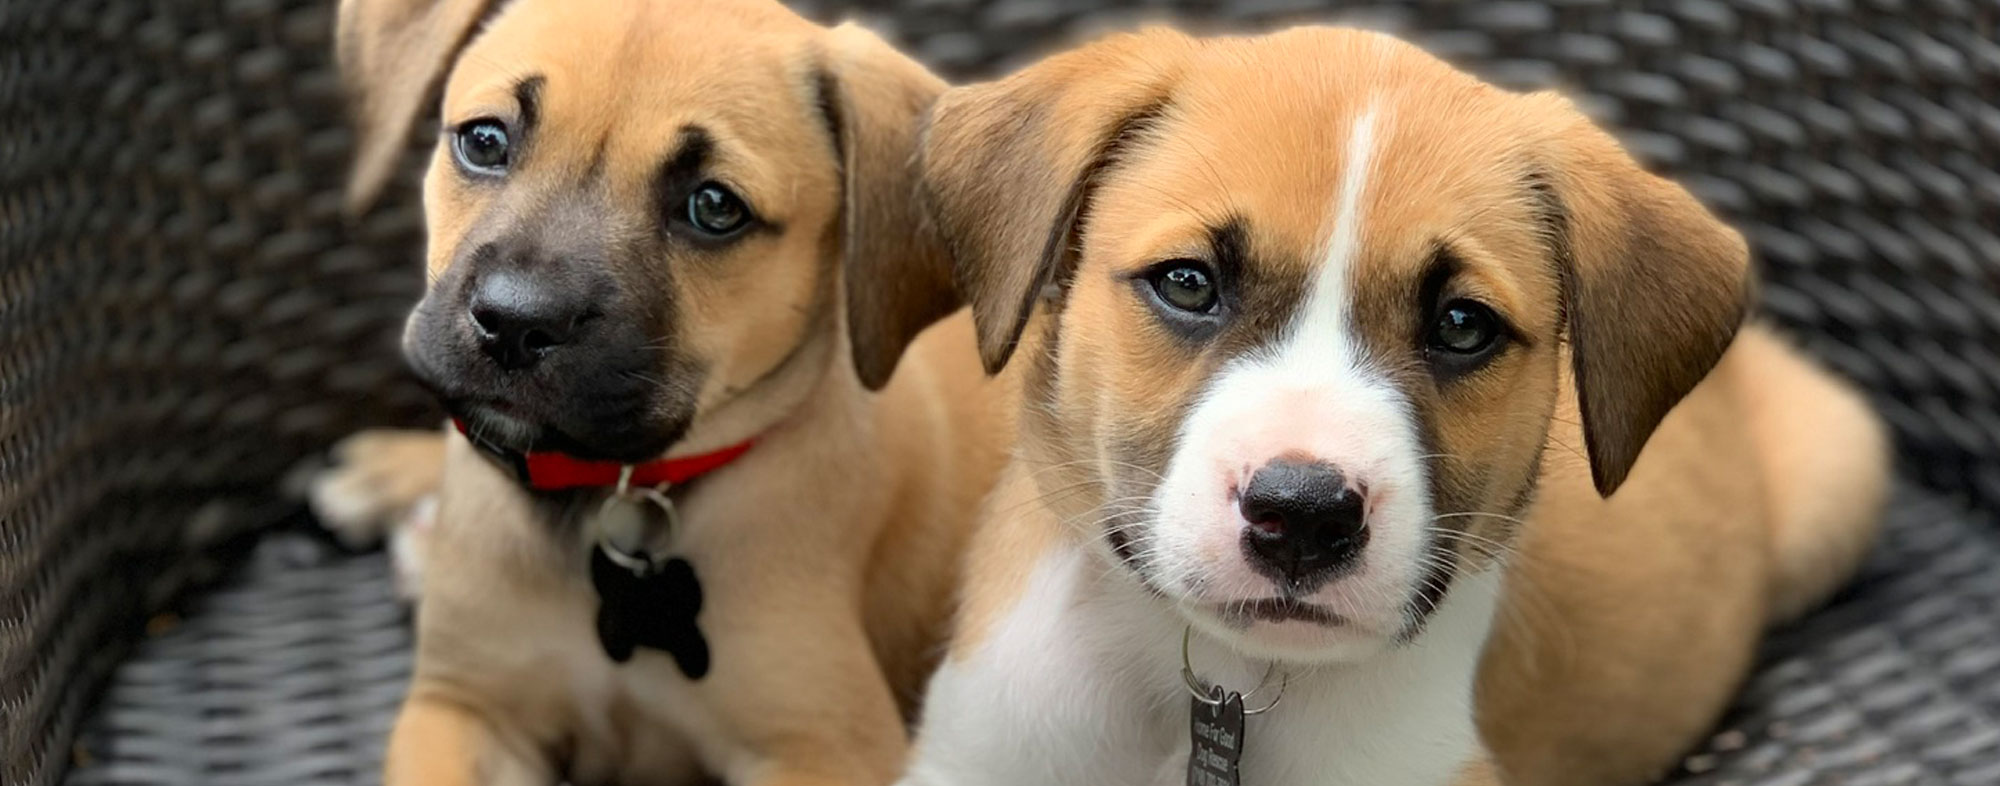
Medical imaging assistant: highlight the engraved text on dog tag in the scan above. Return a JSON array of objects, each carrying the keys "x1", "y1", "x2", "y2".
[{"x1": 1189, "y1": 687, "x2": 1245, "y2": 786}]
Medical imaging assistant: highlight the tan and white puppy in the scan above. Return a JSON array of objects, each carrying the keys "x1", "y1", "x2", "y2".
[
  {"x1": 896, "y1": 26, "x2": 1888, "y2": 786},
  {"x1": 318, "y1": 1, "x2": 1010, "y2": 784}
]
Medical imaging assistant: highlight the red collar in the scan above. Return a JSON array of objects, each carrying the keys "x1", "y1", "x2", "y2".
[{"x1": 452, "y1": 420, "x2": 756, "y2": 492}]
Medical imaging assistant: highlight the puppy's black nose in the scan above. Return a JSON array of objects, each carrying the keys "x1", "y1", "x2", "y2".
[
  {"x1": 467, "y1": 268, "x2": 595, "y2": 371},
  {"x1": 1240, "y1": 459, "x2": 1367, "y2": 585}
]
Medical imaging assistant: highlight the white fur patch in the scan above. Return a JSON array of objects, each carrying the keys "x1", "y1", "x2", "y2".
[{"x1": 900, "y1": 544, "x2": 1499, "y2": 786}]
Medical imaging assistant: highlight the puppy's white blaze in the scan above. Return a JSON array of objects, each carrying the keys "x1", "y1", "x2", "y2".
[
  {"x1": 1148, "y1": 101, "x2": 1433, "y2": 662},
  {"x1": 1294, "y1": 101, "x2": 1381, "y2": 369}
]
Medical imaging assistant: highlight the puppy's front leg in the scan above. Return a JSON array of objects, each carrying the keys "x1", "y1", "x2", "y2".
[
  {"x1": 311, "y1": 429, "x2": 446, "y2": 543},
  {"x1": 384, "y1": 690, "x2": 553, "y2": 786},
  {"x1": 309, "y1": 428, "x2": 447, "y2": 598}
]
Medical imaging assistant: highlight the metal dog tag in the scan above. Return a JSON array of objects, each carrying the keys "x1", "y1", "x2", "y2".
[
  {"x1": 587, "y1": 483, "x2": 709, "y2": 680},
  {"x1": 1188, "y1": 687, "x2": 1245, "y2": 786},
  {"x1": 590, "y1": 546, "x2": 709, "y2": 679},
  {"x1": 593, "y1": 489, "x2": 677, "y2": 568}
]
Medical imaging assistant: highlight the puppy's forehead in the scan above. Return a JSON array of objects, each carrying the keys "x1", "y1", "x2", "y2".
[
  {"x1": 1103, "y1": 30, "x2": 1547, "y2": 287},
  {"x1": 444, "y1": 0, "x2": 825, "y2": 161}
]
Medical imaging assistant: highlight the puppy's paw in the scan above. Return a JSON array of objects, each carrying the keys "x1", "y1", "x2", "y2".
[
  {"x1": 308, "y1": 429, "x2": 448, "y2": 550},
  {"x1": 387, "y1": 494, "x2": 436, "y2": 600}
]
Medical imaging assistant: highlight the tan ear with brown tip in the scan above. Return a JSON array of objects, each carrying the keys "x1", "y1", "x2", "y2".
[
  {"x1": 335, "y1": 0, "x2": 496, "y2": 215},
  {"x1": 1532, "y1": 92, "x2": 1755, "y2": 496},
  {"x1": 919, "y1": 28, "x2": 1194, "y2": 374},
  {"x1": 820, "y1": 23, "x2": 956, "y2": 391}
]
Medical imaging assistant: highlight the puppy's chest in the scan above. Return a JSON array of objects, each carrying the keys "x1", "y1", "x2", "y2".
[
  {"x1": 425, "y1": 527, "x2": 765, "y2": 784},
  {"x1": 568, "y1": 639, "x2": 715, "y2": 786},
  {"x1": 1221, "y1": 581, "x2": 1501, "y2": 786},
  {"x1": 976, "y1": 555, "x2": 1497, "y2": 786},
  {"x1": 1143, "y1": 672, "x2": 1483, "y2": 786},
  {"x1": 422, "y1": 553, "x2": 708, "y2": 780},
  {"x1": 1227, "y1": 692, "x2": 1475, "y2": 786}
]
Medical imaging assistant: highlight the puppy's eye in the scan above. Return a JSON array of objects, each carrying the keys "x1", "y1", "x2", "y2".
[
  {"x1": 687, "y1": 183, "x2": 750, "y2": 235},
  {"x1": 1429, "y1": 299, "x2": 1502, "y2": 355},
  {"x1": 453, "y1": 119, "x2": 510, "y2": 174},
  {"x1": 1146, "y1": 262, "x2": 1219, "y2": 314}
]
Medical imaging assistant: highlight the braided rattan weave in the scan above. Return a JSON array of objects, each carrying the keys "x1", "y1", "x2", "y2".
[{"x1": 3, "y1": 0, "x2": 1997, "y2": 784}]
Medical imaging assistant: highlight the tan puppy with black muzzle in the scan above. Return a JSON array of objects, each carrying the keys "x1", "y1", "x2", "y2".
[
  {"x1": 316, "y1": 0, "x2": 1012, "y2": 784},
  {"x1": 894, "y1": 26, "x2": 1889, "y2": 786}
]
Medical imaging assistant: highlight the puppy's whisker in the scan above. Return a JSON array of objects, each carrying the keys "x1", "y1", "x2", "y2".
[
  {"x1": 621, "y1": 370, "x2": 669, "y2": 389},
  {"x1": 1430, "y1": 511, "x2": 1531, "y2": 529},
  {"x1": 1429, "y1": 529, "x2": 1523, "y2": 562},
  {"x1": 1009, "y1": 478, "x2": 1112, "y2": 513},
  {"x1": 1182, "y1": 137, "x2": 1233, "y2": 207},
  {"x1": 1132, "y1": 181, "x2": 1217, "y2": 225},
  {"x1": 1431, "y1": 526, "x2": 1520, "y2": 549},
  {"x1": 1408, "y1": 565, "x2": 1451, "y2": 616},
  {"x1": 1018, "y1": 456, "x2": 1167, "y2": 483},
  {"x1": 1543, "y1": 431, "x2": 1592, "y2": 466},
  {"x1": 1016, "y1": 474, "x2": 1161, "y2": 518},
  {"x1": 1430, "y1": 539, "x2": 1515, "y2": 566},
  {"x1": 1077, "y1": 504, "x2": 1156, "y2": 532}
]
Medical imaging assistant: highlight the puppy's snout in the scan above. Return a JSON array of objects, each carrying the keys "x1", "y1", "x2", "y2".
[
  {"x1": 1240, "y1": 459, "x2": 1368, "y2": 584},
  {"x1": 467, "y1": 267, "x2": 601, "y2": 371}
]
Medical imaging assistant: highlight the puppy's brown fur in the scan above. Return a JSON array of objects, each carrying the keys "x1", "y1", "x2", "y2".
[
  {"x1": 908, "y1": 26, "x2": 1886, "y2": 785},
  {"x1": 324, "y1": 1, "x2": 1010, "y2": 783}
]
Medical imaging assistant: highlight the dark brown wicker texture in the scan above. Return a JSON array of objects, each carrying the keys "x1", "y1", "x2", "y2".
[
  {"x1": 3, "y1": 0, "x2": 1998, "y2": 785},
  {"x1": 0, "y1": 2, "x2": 436, "y2": 783}
]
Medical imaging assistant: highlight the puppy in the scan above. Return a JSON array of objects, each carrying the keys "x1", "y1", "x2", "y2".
[
  {"x1": 319, "y1": 1, "x2": 1010, "y2": 783},
  {"x1": 895, "y1": 26, "x2": 1888, "y2": 786}
]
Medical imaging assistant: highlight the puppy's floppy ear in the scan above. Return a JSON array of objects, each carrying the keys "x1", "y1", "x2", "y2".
[
  {"x1": 819, "y1": 23, "x2": 955, "y2": 391},
  {"x1": 1532, "y1": 93, "x2": 1755, "y2": 496},
  {"x1": 920, "y1": 29, "x2": 1193, "y2": 374},
  {"x1": 334, "y1": 0, "x2": 497, "y2": 215}
]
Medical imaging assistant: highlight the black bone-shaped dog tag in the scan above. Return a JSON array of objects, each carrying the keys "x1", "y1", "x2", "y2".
[
  {"x1": 589, "y1": 545, "x2": 711, "y2": 680},
  {"x1": 1188, "y1": 687, "x2": 1245, "y2": 786}
]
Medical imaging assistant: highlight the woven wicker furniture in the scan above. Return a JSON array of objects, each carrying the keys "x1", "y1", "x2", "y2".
[{"x1": 4, "y1": 1, "x2": 1996, "y2": 783}]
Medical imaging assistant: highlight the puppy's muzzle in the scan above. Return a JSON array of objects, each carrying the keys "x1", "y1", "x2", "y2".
[
  {"x1": 1240, "y1": 459, "x2": 1368, "y2": 590},
  {"x1": 406, "y1": 242, "x2": 691, "y2": 464},
  {"x1": 467, "y1": 266, "x2": 601, "y2": 372}
]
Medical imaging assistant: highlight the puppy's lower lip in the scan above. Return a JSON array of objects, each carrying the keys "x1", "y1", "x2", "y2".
[
  {"x1": 468, "y1": 398, "x2": 524, "y2": 417},
  {"x1": 1220, "y1": 598, "x2": 1348, "y2": 627},
  {"x1": 450, "y1": 402, "x2": 542, "y2": 449},
  {"x1": 451, "y1": 399, "x2": 522, "y2": 424}
]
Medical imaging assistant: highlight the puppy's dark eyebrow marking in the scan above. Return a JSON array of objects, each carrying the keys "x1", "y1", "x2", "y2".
[
  {"x1": 1415, "y1": 242, "x2": 1464, "y2": 324},
  {"x1": 659, "y1": 126, "x2": 714, "y2": 190},
  {"x1": 652, "y1": 125, "x2": 781, "y2": 240},
  {"x1": 1416, "y1": 241, "x2": 1531, "y2": 351},
  {"x1": 1207, "y1": 218, "x2": 1248, "y2": 282},
  {"x1": 514, "y1": 76, "x2": 546, "y2": 137}
]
